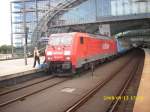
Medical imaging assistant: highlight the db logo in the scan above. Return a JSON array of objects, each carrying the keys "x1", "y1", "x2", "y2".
[{"x1": 102, "y1": 43, "x2": 110, "y2": 49}]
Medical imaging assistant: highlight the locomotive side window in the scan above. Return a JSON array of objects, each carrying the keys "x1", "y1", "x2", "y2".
[{"x1": 80, "y1": 37, "x2": 84, "y2": 44}]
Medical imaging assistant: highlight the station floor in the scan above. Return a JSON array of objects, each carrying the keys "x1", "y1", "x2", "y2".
[
  {"x1": 133, "y1": 49, "x2": 150, "y2": 112},
  {"x1": 0, "y1": 57, "x2": 44, "y2": 81}
]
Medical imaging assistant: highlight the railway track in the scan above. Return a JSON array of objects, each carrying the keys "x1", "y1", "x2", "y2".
[
  {"x1": 0, "y1": 75, "x2": 55, "y2": 96},
  {"x1": 64, "y1": 51, "x2": 143, "y2": 112},
  {"x1": 0, "y1": 75, "x2": 70, "y2": 107},
  {"x1": 0, "y1": 54, "x2": 122, "y2": 108},
  {"x1": 107, "y1": 54, "x2": 144, "y2": 112},
  {"x1": 0, "y1": 50, "x2": 143, "y2": 112}
]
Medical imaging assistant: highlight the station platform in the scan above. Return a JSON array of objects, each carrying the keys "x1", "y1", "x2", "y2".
[
  {"x1": 0, "y1": 57, "x2": 44, "y2": 81},
  {"x1": 133, "y1": 49, "x2": 150, "y2": 112}
]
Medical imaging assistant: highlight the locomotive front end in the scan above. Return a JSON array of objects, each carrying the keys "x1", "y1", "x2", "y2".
[{"x1": 45, "y1": 33, "x2": 74, "y2": 72}]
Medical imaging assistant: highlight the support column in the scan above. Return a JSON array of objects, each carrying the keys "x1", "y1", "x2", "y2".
[
  {"x1": 94, "y1": 0, "x2": 98, "y2": 21},
  {"x1": 35, "y1": 0, "x2": 38, "y2": 24},
  {"x1": 130, "y1": 0, "x2": 133, "y2": 14},
  {"x1": 10, "y1": 3, "x2": 14, "y2": 57},
  {"x1": 23, "y1": 0, "x2": 27, "y2": 65}
]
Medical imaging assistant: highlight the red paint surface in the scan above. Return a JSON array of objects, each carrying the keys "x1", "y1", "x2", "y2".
[{"x1": 45, "y1": 32, "x2": 117, "y2": 68}]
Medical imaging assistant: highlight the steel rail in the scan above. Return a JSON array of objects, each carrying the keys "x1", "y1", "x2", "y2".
[
  {"x1": 0, "y1": 75, "x2": 55, "y2": 96},
  {"x1": 64, "y1": 53, "x2": 136, "y2": 112},
  {"x1": 108, "y1": 56, "x2": 142, "y2": 112},
  {"x1": 0, "y1": 77, "x2": 69, "y2": 107}
]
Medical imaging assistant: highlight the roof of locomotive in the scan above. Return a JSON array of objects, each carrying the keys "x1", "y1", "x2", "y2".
[
  {"x1": 50, "y1": 32, "x2": 112, "y2": 40},
  {"x1": 50, "y1": 32, "x2": 76, "y2": 37},
  {"x1": 87, "y1": 33, "x2": 111, "y2": 40}
]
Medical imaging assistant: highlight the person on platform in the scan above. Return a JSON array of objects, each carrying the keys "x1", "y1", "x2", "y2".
[{"x1": 33, "y1": 47, "x2": 40, "y2": 67}]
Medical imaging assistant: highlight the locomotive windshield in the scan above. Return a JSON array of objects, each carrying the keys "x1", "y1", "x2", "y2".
[{"x1": 48, "y1": 35, "x2": 73, "y2": 45}]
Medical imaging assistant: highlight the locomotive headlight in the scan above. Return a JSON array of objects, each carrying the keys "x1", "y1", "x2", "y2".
[
  {"x1": 64, "y1": 51, "x2": 71, "y2": 55},
  {"x1": 65, "y1": 56, "x2": 71, "y2": 60},
  {"x1": 47, "y1": 51, "x2": 52, "y2": 56}
]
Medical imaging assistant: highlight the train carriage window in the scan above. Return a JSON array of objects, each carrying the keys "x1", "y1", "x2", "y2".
[{"x1": 80, "y1": 37, "x2": 84, "y2": 44}]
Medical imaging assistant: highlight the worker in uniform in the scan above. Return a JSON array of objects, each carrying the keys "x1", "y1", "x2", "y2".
[{"x1": 33, "y1": 47, "x2": 40, "y2": 67}]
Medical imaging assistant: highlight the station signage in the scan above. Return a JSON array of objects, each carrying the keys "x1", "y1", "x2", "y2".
[{"x1": 99, "y1": 24, "x2": 111, "y2": 37}]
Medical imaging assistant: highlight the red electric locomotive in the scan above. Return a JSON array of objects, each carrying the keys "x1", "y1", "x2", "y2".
[{"x1": 45, "y1": 32, "x2": 117, "y2": 74}]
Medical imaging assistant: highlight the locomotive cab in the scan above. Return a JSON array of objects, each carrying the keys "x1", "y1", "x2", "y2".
[{"x1": 45, "y1": 33, "x2": 74, "y2": 72}]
